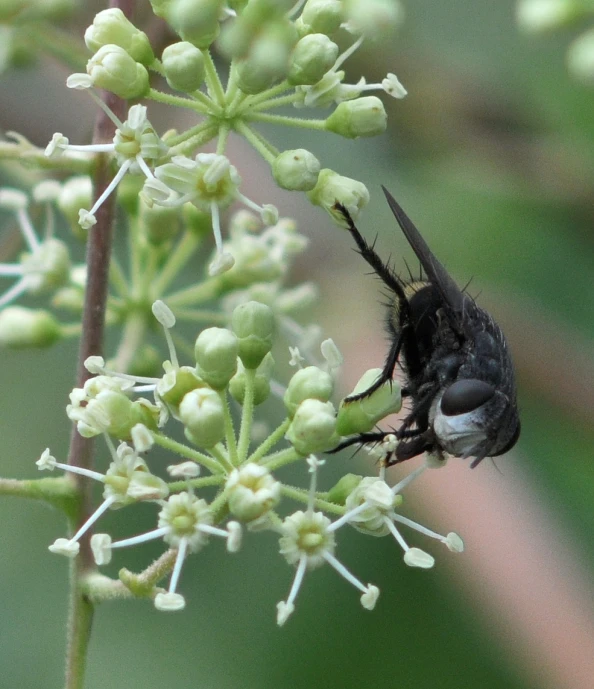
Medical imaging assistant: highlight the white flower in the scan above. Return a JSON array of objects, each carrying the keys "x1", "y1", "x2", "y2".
[
  {"x1": 276, "y1": 459, "x2": 379, "y2": 625},
  {"x1": 0, "y1": 188, "x2": 71, "y2": 309},
  {"x1": 226, "y1": 463, "x2": 281, "y2": 522},
  {"x1": 45, "y1": 104, "x2": 168, "y2": 229}
]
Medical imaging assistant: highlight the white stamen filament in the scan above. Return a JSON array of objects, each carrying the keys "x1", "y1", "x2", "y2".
[
  {"x1": 17, "y1": 208, "x2": 40, "y2": 250},
  {"x1": 286, "y1": 554, "x2": 307, "y2": 607},
  {"x1": 210, "y1": 201, "x2": 224, "y2": 253},
  {"x1": 87, "y1": 159, "x2": 132, "y2": 218},
  {"x1": 168, "y1": 537, "x2": 188, "y2": 594},
  {"x1": 384, "y1": 517, "x2": 410, "y2": 552},
  {"x1": 391, "y1": 513, "x2": 448, "y2": 543},
  {"x1": 322, "y1": 551, "x2": 368, "y2": 593},
  {"x1": 0, "y1": 278, "x2": 29, "y2": 308},
  {"x1": 111, "y1": 526, "x2": 170, "y2": 549},
  {"x1": 50, "y1": 461, "x2": 106, "y2": 482},
  {"x1": 69, "y1": 495, "x2": 118, "y2": 543},
  {"x1": 334, "y1": 35, "x2": 364, "y2": 70},
  {"x1": 328, "y1": 501, "x2": 370, "y2": 532},
  {"x1": 391, "y1": 464, "x2": 426, "y2": 495}
]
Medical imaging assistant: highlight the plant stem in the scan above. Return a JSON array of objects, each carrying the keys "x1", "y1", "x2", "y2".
[{"x1": 63, "y1": 0, "x2": 132, "y2": 679}]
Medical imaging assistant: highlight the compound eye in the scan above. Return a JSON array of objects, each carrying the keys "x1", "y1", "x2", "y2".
[{"x1": 440, "y1": 379, "x2": 495, "y2": 416}]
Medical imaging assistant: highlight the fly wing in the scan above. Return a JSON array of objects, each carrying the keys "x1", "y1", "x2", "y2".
[{"x1": 382, "y1": 186, "x2": 465, "y2": 326}]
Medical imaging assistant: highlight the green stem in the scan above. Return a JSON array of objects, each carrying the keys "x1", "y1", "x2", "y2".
[
  {"x1": 0, "y1": 476, "x2": 77, "y2": 513},
  {"x1": 260, "y1": 446, "x2": 303, "y2": 471},
  {"x1": 280, "y1": 485, "x2": 344, "y2": 515},
  {"x1": 249, "y1": 91, "x2": 303, "y2": 112},
  {"x1": 247, "y1": 418, "x2": 291, "y2": 464},
  {"x1": 169, "y1": 126, "x2": 219, "y2": 157},
  {"x1": 168, "y1": 475, "x2": 225, "y2": 493},
  {"x1": 165, "y1": 278, "x2": 221, "y2": 308},
  {"x1": 189, "y1": 88, "x2": 224, "y2": 114},
  {"x1": 108, "y1": 255, "x2": 129, "y2": 299},
  {"x1": 111, "y1": 312, "x2": 148, "y2": 373},
  {"x1": 147, "y1": 88, "x2": 210, "y2": 115},
  {"x1": 202, "y1": 49, "x2": 226, "y2": 106},
  {"x1": 236, "y1": 368, "x2": 256, "y2": 463},
  {"x1": 216, "y1": 124, "x2": 231, "y2": 155},
  {"x1": 151, "y1": 230, "x2": 201, "y2": 297},
  {"x1": 241, "y1": 80, "x2": 292, "y2": 109},
  {"x1": 234, "y1": 121, "x2": 278, "y2": 163},
  {"x1": 166, "y1": 119, "x2": 217, "y2": 148},
  {"x1": 246, "y1": 112, "x2": 327, "y2": 130},
  {"x1": 208, "y1": 443, "x2": 234, "y2": 472},
  {"x1": 218, "y1": 391, "x2": 238, "y2": 465},
  {"x1": 151, "y1": 433, "x2": 225, "y2": 475},
  {"x1": 173, "y1": 308, "x2": 226, "y2": 324}
]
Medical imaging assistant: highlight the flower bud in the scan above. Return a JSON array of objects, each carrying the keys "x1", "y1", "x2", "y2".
[
  {"x1": 84, "y1": 8, "x2": 154, "y2": 65},
  {"x1": 169, "y1": 0, "x2": 223, "y2": 49},
  {"x1": 162, "y1": 41, "x2": 205, "y2": 91},
  {"x1": 87, "y1": 44, "x2": 149, "y2": 99},
  {"x1": 326, "y1": 473, "x2": 363, "y2": 505},
  {"x1": 285, "y1": 399, "x2": 339, "y2": 455},
  {"x1": 226, "y1": 463, "x2": 281, "y2": 522},
  {"x1": 336, "y1": 368, "x2": 401, "y2": 436},
  {"x1": 272, "y1": 148, "x2": 321, "y2": 191},
  {"x1": 288, "y1": 33, "x2": 338, "y2": 85},
  {"x1": 326, "y1": 96, "x2": 387, "y2": 138},
  {"x1": 179, "y1": 387, "x2": 225, "y2": 448},
  {"x1": 344, "y1": 0, "x2": 404, "y2": 39},
  {"x1": 158, "y1": 365, "x2": 205, "y2": 418},
  {"x1": 235, "y1": 20, "x2": 298, "y2": 94},
  {"x1": 194, "y1": 327, "x2": 239, "y2": 390},
  {"x1": 228, "y1": 353, "x2": 273, "y2": 406},
  {"x1": 231, "y1": 301, "x2": 275, "y2": 369},
  {"x1": 21, "y1": 238, "x2": 70, "y2": 293},
  {"x1": 283, "y1": 366, "x2": 334, "y2": 418},
  {"x1": 307, "y1": 168, "x2": 369, "y2": 223},
  {"x1": 344, "y1": 477, "x2": 401, "y2": 536},
  {"x1": 298, "y1": 0, "x2": 343, "y2": 35},
  {"x1": 0, "y1": 307, "x2": 61, "y2": 348}
]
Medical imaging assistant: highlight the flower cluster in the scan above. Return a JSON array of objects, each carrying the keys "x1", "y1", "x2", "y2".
[
  {"x1": 36, "y1": 0, "x2": 407, "y2": 273},
  {"x1": 39, "y1": 299, "x2": 463, "y2": 620}
]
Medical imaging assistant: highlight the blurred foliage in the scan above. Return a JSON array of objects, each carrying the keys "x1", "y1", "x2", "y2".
[{"x1": 1, "y1": 1, "x2": 593, "y2": 689}]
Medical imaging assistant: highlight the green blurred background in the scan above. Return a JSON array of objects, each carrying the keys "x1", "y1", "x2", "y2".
[{"x1": 1, "y1": 1, "x2": 593, "y2": 688}]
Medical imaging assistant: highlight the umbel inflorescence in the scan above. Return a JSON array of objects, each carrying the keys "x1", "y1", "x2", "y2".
[
  {"x1": 0, "y1": 1, "x2": 465, "y2": 626},
  {"x1": 38, "y1": 299, "x2": 463, "y2": 623}
]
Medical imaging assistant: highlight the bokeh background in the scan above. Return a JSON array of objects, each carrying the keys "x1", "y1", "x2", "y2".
[{"x1": 1, "y1": 1, "x2": 593, "y2": 688}]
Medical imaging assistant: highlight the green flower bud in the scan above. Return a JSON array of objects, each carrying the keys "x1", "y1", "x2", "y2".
[
  {"x1": 179, "y1": 387, "x2": 225, "y2": 448},
  {"x1": 326, "y1": 96, "x2": 387, "y2": 139},
  {"x1": 283, "y1": 366, "x2": 334, "y2": 418},
  {"x1": 299, "y1": 0, "x2": 343, "y2": 35},
  {"x1": 228, "y1": 353, "x2": 274, "y2": 406},
  {"x1": 149, "y1": 0, "x2": 172, "y2": 18},
  {"x1": 235, "y1": 20, "x2": 298, "y2": 94},
  {"x1": 0, "y1": 307, "x2": 61, "y2": 348},
  {"x1": 272, "y1": 149, "x2": 321, "y2": 191},
  {"x1": 345, "y1": 477, "x2": 402, "y2": 536},
  {"x1": 162, "y1": 41, "x2": 205, "y2": 92},
  {"x1": 57, "y1": 176, "x2": 93, "y2": 237},
  {"x1": 139, "y1": 200, "x2": 181, "y2": 245},
  {"x1": 344, "y1": 0, "x2": 404, "y2": 39},
  {"x1": 194, "y1": 327, "x2": 239, "y2": 390},
  {"x1": 182, "y1": 204, "x2": 213, "y2": 237},
  {"x1": 84, "y1": 8, "x2": 154, "y2": 66},
  {"x1": 169, "y1": 0, "x2": 223, "y2": 49},
  {"x1": 231, "y1": 301, "x2": 275, "y2": 369},
  {"x1": 158, "y1": 366, "x2": 205, "y2": 418},
  {"x1": 336, "y1": 368, "x2": 401, "y2": 435},
  {"x1": 288, "y1": 33, "x2": 338, "y2": 85},
  {"x1": 218, "y1": 0, "x2": 294, "y2": 58},
  {"x1": 226, "y1": 463, "x2": 281, "y2": 522},
  {"x1": 326, "y1": 473, "x2": 364, "y2": 505},
  {"x1": 285, "y1": 399, "x2": 339, "y2": 455},
  {"x1": 307, "y1": 168, "x2": 369, "y2": 223},
  {"x1": 87, "y1": 44, "x2": 149, "y2": 99}
]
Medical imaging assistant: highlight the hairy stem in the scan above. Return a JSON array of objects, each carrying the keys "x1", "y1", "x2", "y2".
[{"x1": 63, "y1": 2, "x2": 133, "y2": 684}]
